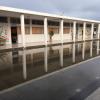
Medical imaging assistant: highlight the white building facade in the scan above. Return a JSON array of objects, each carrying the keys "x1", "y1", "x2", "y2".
[{"x1": 0, "y1": 6, "x2": 100, "y2": 48}]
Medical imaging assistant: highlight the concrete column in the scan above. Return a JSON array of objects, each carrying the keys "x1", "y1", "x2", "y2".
[
  {"x1": 44, "y1": 46, "x2": 48, "y2": 72},
  {"x1": 77, "y1": 23, "x2": 79, "y2": 41},
  {"x1": 60, "y1": 19, "x2": 64, "y2": 44},
  {"x1": 30, "y1": 19, "x2": 32, "y2": 35},
  {"x1": 97, "y1": 24, "x2": 100, "y2": 39},
  {"x1": 20, "y1": 14, "x2": 25, "y2": 48},
  {"x1": 73, "y1": 21, "x2": 76, "y2": 42},
  {"x1": 72, "y1": 43, "x2": 75, "y2": 63},
  {"x1": 91, "y1": 23, "x2": 94, "y2": 40},
  {"x1": 70, "y1": 23, "x2": 72, "y2": 41},
  {"x1": 22, "y1": 50, "x2": 27, "y2": 80},
  {"x1": 60, "y1": 44, "x2": 63, "y2": 67},
  {"x1": 44, "y1": 17, "x2": 48, "y2": 45},
  {"x1": 70, "y1": 23, "x2": 72, "y2": 34},
  {"x1": 83, "y1": 22, "x2": 86, "y2": 41},
  {"x1": 8, "y1": 17, "x2": 12, "y2": 44}
]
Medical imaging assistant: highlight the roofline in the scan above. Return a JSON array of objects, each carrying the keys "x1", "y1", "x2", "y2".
[{"x1": 0, "y1": 6, "x2": 100, "y2": 24}]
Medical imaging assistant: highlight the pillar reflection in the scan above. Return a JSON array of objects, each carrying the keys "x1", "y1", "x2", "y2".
[
  {"x1": 73, "y1": 21, "x2": 76, "y2": 42},
  {"x1": 72, "y1": 43, "x2": 76, "y2": 63},
  {"x1": 60, "y1": 44, "x2": 63, "y2": 67},
  {"x1": 97, "y1": 41, "x2": 99, "y2": 55},
  {"x1": 44, "y1": 46, "x2": 48, "y2": 72},
  {"x1": 90, "y1": 41, "x2": 93, "y2": 57},
  {"x1": 82, "y1": 42, "x2": 85, "y2": 60},
  {"x1": 22, "y1": 49, "x2": 27, "y2": 80}
]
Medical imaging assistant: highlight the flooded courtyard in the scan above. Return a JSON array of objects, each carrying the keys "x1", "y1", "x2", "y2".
[{"x1": 0, "y1": 41, "x2": 100, "y2": 92}]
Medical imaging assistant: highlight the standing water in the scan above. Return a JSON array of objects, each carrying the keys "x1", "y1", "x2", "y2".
[{"x1": 0, "y1": 41, "x2": 100, "y2": 91}]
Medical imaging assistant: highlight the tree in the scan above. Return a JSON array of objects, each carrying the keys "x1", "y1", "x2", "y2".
[
  {"x1": 0, "y1": 26, "x2": 6, "y2": 45},
  {"x1": 48, "y1": 31, "x2": 54, "y2": 43}
]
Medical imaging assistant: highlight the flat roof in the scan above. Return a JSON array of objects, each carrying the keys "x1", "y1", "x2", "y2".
[{"x1": 0, "y1": 6, "x2": 100, "y2": 24}]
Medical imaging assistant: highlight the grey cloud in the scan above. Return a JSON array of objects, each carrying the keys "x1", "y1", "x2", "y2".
[{"x1": 0, "y1": 0, "x2": 100, "y2": 20}]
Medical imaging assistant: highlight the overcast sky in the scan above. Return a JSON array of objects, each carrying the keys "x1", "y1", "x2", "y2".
[{"x1": 0, "y1": 0, "x2": 100, "y2": 20}]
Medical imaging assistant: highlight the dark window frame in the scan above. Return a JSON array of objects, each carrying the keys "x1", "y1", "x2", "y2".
[{"x1": 0, "y1": 16, "x2": 8, "y2": 23}]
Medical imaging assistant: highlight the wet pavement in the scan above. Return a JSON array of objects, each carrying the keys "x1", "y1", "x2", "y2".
[
  {"x1": 0, "y1": 40, "x2": 100, "y2": 100},
  {"x1": 85, "y1": 88, "x2": 100, "y2": 100}
]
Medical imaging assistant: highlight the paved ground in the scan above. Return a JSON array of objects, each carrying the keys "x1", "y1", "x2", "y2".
[
  {"x1": 0, "y1": 56, "x2": 100, "y2": 100},
  {"x1": 85, "y1": 88, "x2": 100, "y2": 100}
]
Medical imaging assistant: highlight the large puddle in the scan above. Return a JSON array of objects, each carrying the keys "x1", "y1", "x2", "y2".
[{"x1": 0, "y1": 41, "x2": 100, "y2": 91}]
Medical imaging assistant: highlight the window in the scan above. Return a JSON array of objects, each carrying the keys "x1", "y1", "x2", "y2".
[
  {"x1": 94, "y1": 27, "x2": 97, "y2": 31},
  {"x1": 48, "y1": 21, "x2": 59, "y2": 26},
  {"x1": 11, "y1": 18, "x2": 30, "y2": 24},
  {"x1": 32, "y1": 27, "x2": 43, "y2": 34},
  {"x1": 0, "y1": 16, "x2": 8, "y2": 23},
  {"x1": 32, "y1": 20, "x2": 43, "y2": 25},
  {"x1": 79, "y1": 24, "x2": 83, "y2": 27},
  {"x1": 64, "y1": 23, "x2": 70, "y2": 27},
  {"x1": 48, "y1": 27, "x2": 59, "y2": 34},
  {"x1": 17, "y1": 27, "x2": 21, "y2": 34},
  {"x1": 25, "y1": 19, "x2": 30, "y2": 24},
  {"x1": 17, "y1": 26, "x2": 30, "y2": 34},
  {"x1": 64, "y1": 27, "x2": 70, "y2": 34},
  {"x1": 10, "y1": 18, "x2": 20, "y2": 24},
  {"x1": 87, "y1": 24, "x2": 91, "y2": 28}
]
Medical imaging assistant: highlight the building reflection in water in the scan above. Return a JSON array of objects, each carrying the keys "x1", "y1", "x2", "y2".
[
  {"x1": 82, "y1": 42, "x2": 85, "y2": 60},
  {"x1": 60, "y1": 44, "x2": 63, "y2": 67},
  {"x1": 72, "y1": 43, "x2": 75, "y2": 63},
  {"x1": 97, "y1": 41, "x2": 99, "y2": 55},
  {"x1": 22, "y1": 49, "x2": 27, "y2": 80},
  {"x1": 0, "y1": 41, "x2": 100, "y2": 90},
  {"x1": 12, "y1": 50, "x2": 19, "y2": 64},
  {"x1": 90, "y1": 41, "x2": 93, "y2": 57},
  {"x1": 21, "y1": 41, "x2": 100, "y2": 80},
  {"x1": 44, "y1": 46, "x2": 48, "y2": 72}
]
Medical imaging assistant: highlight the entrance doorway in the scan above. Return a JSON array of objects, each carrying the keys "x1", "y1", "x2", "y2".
[{"x1": 11, "y1": 27, "x2": 17, "y2": 44}]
